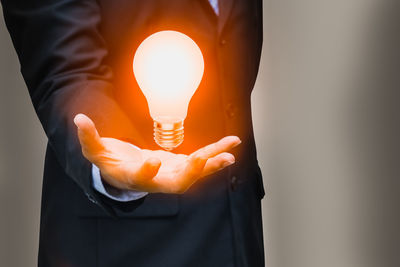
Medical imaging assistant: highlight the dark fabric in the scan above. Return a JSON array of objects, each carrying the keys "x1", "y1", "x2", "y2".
[{"x1": 1, "y1": 0, "x2": 265, "y2": 266}]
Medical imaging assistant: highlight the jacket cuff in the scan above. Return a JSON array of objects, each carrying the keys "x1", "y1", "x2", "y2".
[{"x1": 91, "y1": 164, "x2": 148, "y2": 202}]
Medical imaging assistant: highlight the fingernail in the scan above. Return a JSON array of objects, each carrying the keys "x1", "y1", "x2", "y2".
[
  {"x1": 73, "y1": 118, "x2": 80, "y2": 129},
  {"x1": 222, "y1": 160, "x2": 235, "y2": 168},
  {"x1": 232, "y1": 137, "x2": 241, "y2": 146}
]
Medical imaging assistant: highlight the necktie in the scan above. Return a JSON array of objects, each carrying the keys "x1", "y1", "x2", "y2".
[{"x1": 208, "y1": 0, "x2": 219, "y2": 15}]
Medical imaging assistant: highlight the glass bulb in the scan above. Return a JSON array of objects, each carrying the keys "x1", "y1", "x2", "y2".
[{"x1": 133, "y1": 31, "x2": 204, "y2": 151}]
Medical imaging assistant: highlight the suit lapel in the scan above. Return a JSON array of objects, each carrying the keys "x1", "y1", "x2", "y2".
[{"x1": 218, "y1": 0, "x2": 235, "y2": 34}]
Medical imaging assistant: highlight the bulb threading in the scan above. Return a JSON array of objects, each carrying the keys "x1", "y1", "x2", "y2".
[{"x1": 153, "y1": 120, "x2": 184, "y2": 151}]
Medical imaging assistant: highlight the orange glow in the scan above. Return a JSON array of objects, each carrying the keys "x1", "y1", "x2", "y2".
[{"x1": 133, "y1": 31, "x2": 204, "y2": 123}]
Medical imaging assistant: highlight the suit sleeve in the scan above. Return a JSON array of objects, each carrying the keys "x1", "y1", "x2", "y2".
[
  {"x1": 1, "y1": 0, "x2": 144, "y2": 216},
  {"x1": 92, "y1": 164, "x2": 148, "y2": 201}
]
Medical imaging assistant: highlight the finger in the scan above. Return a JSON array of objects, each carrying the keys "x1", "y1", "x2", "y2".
[
  {"x1": 73, "y1": 114, "x2": 104, "y2": 156},
  {"x1": 138, "y1": 157, "x2": 161, "y2": 180},
  {"x1": 201, "y1": 152, "x2": 235, "y2": 177},
  {"x1": 190, "y1": 136, "x2": 241, "y2": 159},
  {"x1": 179, "y1": 155, "x2": 208, "y2": 191}
]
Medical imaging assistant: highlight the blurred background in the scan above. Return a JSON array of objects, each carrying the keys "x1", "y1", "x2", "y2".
[{"x1": 1, "y1": 1, "x2": 399, "y2": 266}]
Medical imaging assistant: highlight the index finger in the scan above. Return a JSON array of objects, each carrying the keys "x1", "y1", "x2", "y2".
[{"x1": 190, "y1": 136, "x2": 241, "y2": 160}]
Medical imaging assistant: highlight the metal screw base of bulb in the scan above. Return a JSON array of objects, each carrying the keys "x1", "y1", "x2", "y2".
[{"x1": 154, "y1": 120, "x2": 184, "y2": 151}]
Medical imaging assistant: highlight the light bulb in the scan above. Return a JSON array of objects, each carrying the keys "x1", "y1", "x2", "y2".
[{"x1": 133, "y1": 31, "x2": 204, "y2": 151}]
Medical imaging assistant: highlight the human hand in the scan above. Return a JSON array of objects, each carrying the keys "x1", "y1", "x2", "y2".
[{"x1": 73, "y1": 114, "x2": 241, "y2": 193}]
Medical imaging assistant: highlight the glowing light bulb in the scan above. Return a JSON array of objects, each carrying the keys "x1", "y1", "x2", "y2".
[{"x1": 133, "y1": 31, "x2": 204, "y2": 151}]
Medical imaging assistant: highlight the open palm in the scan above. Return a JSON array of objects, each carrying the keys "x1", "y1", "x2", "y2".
[{"x1": 74, "y1": 114, "x2": 240, "y2": 194}]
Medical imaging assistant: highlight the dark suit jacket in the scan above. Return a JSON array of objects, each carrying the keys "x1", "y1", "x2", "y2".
[{"x1": 1, "y1": 0, "x2": 264, "y2": 266}]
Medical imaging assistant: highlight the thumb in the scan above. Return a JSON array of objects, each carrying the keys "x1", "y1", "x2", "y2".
[{"x1": 73, "y1": 114, "x2": 104, "y2": 157}]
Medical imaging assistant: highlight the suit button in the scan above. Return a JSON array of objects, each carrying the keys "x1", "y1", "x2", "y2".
[
  {"x1": 230, "y1": 176, "x2": 238, "y2": 191},
  {"x1": 225, "y1": 103, "x2": 236, "y2": 118},
  {"x1": 220, "y1": 39, "x2": 227, "y2": 46}
]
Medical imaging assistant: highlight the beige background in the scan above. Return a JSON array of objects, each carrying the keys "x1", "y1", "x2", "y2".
[{"x1": 1, "y1": 1, "x2": 399, "y2": 266}]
